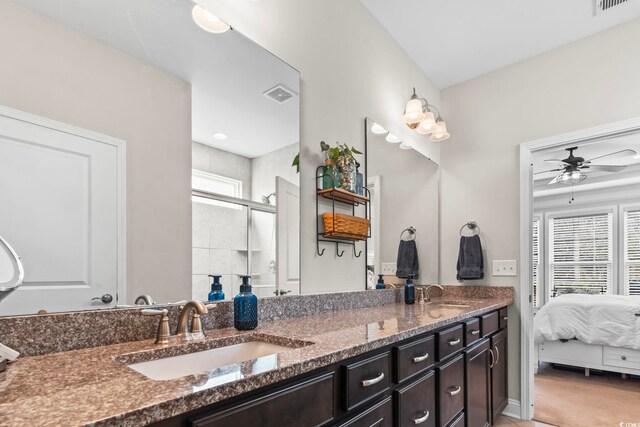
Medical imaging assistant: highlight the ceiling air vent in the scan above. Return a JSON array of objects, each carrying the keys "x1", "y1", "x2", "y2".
[
  {"x1": 595, "y1": 0, "x2": 629, "y2": 14},
  {"x1": 263, "y1": 84, "x2": 297, "y2": 104}
]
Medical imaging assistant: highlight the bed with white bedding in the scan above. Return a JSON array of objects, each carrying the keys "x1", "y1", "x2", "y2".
[{"x1": 534, "y1": 294, "x2": 640, "y2": 375}]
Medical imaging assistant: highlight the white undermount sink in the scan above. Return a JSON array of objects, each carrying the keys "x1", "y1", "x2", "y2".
[{"x1": 127, "y1": 341, "x2": 295, "y2": 381}]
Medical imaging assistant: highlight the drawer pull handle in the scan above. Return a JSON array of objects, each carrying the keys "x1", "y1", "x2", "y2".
[
  {"x1": 622, "y1": 355, "x2": 627, "y2": 361},
  {"x1": 361, "y1": 372, "x2": 385, "y2": 387},
  {"x1": 502, "y1": 316, "x2": 508, "y2": 321},
  {"x1": 448, "y1": 338, "x2": 461, "y2": 346},
  {"x1": 412, "y1": 410, "x2": 430, "y2": 425},
  {"x1": 494, "y1": 346, "x2": 500, "y2": 366},
  {"x1": 470, "y1": 329, "x2": 480, "y2": 336},
  {"x1": 489, "y1": 348, "x2": 495, "y2": 368},
  {"x1": 412, "y1": 353, "x2": 429, "y2": 363},
  {"x1": 446, "y1": 385, "x2": 462, "y2": 396}
]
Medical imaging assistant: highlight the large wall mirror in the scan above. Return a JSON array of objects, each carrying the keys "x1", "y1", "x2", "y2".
[
  {"x1": 365, "y1": 118, "x2": 439, "y2": 289},
  {"x1": 0, "y1": 0, "x2": 299, "y2": 316}
]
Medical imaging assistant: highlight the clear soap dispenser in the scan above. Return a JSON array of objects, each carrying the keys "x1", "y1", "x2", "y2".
[
  {"x1": 208, "y1": 275, "x2": 225, "y2": 301},
  {"x1": 234, "y1": 275, "x2": 258, "y2": 330}
]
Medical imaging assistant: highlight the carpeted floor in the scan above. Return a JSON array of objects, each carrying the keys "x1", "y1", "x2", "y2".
[{"x1": 534, "y1": 364, "x2": 640, "y2": 426}]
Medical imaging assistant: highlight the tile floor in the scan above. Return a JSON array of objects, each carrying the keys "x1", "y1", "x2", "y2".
[{"x1": 495, "y1": 415, "x2": 556, "y2": 427}]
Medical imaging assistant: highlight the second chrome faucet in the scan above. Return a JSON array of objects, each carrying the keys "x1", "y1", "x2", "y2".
[{"x1": 142, "y1": 300, "x2": 215, "y2": 345}]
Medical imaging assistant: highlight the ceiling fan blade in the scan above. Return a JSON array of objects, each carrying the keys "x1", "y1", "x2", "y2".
[
  {"x1": 586, "y1": 149, "x2": 637, "y2": 163},
  {"x1": 548, "y1": 172, "x2": 564, "y2": 185},
  {"x1": 544, "y1": 159, "x2": 569, "y2": 165},
  {"x1": 534, "y1": 168, "x2": 564, "y2": 175},
  {"x1": 584, "y1": 164, "x2": 627, "y2": 173}
]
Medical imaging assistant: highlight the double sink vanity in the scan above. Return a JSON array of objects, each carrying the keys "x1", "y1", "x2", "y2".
[{"x1": 0, "y1": 287, "x2": 512, "y2": 427}]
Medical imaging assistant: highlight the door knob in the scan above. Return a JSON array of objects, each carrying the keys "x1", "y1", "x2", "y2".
[{"x1": 92, "y1": 294, "x2": 113, "y2": 304}]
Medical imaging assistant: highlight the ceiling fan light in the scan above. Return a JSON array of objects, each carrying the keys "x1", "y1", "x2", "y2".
[
  {"x1": 416, "y1": 112, "x2": 437, "y2": 135},
  {"x1": 386, "y1": 133, "x2": 402, "y2": 144},
  {"x1": 429, "y1": 121, "x2": 450, "y2": 142},
  {"x1": 559, "y1": 170, "x2": 587, "y2": 185},
  {"x1": 192, "y1": 5, "x2": 231, "y2": 33},
  {"x1": 402, "y1": 98, "x2": 426, "y2": 125},
  {"x1": 371, "y1": 123, "x2": 387, "y2": 134}
]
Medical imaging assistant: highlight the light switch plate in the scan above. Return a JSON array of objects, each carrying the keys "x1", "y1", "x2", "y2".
[
  {"x1": 381, "y1": 262, "x2": 397, "y2": 275},
  {"x1": 492, "y1": 260, "x2": 517, "y2": 276}
]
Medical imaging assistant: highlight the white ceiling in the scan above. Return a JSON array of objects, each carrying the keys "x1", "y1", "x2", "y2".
[
  {"x1": 11, "y1": 0, "x2": 299, "y2": 158},
  {"x1": 532, "y1": 133, "x2": 640, "y2": 194},
  {"x1": 361, "y1": 0, "x2": 640, "y2": 88}
]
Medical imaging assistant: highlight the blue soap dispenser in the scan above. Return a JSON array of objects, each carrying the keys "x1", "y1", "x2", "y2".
[
  {"x1": 376, "y1": 274, "x2": 386, "y2": 290},
  {"x1": 208, "y1": 275, "x2": 225, "y2": 301},
  {"x1": 405, "y1": 274, "x2": 415, "y2": 305},
  {"x1": 234, "y1": 275, "x2": 258, "y2": 330}
]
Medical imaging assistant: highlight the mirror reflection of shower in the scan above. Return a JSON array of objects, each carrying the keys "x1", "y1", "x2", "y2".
[{"x1": 261, "y1": 192, "x2": 276, "y2": 205}]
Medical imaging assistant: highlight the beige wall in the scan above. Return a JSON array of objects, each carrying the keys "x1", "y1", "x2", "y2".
[
  {"x1": 0, "y1": 0, "x2": 192, "y2": 304},
  {"x1": 440, "y1": 18, "x2": 640, "y2": 403},
  {"x1": 201, "y1": 0, "x2": 441, "y2": 294}
]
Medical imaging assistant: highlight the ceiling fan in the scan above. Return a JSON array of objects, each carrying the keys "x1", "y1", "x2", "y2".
[{"x1": 536, "y1": 146, "x2": 637, "y2": 185}]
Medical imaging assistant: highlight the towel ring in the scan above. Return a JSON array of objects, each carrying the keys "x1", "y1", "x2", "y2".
[
  {"x1": 400, "y1": 226, "x2": 416, "y2": 240},
  {"x1": 459, "y1": 221, "x2": 479, "y2": 236}
]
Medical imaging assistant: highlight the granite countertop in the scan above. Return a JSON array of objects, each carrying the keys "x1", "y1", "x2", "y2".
[{"x1": 0, "y1": 297, "x2": 512, "y2": 426}]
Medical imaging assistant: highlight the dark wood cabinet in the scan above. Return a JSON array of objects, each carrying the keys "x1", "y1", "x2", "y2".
[
  {"x1": 490, "y1": 329, "x2": 508, "y2": 424},
  {"x1": 395, "y1": 370, "x2": 436, "y2": 427},
  {"x1": 154, "y1": 307, "x2": 510, "y2": 427},
  {"x1": 464, "y1": 339, "x2": 491, "y2": 427},
  {"x1": 436, "y1": 354, "x2": 465, "y2": 427}
]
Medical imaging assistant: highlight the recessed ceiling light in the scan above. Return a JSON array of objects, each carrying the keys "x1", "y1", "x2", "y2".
[
  {"x1": 386, "y1": 133, "x2": 402, "y2": 144},
  {"x1": 371, "y1": 123, "x2": 387, "y2": 134},
  {"x1": 213, "y1": 132, "x2": 228, "y2": 140},
  {"x1": 635, "y1": 153, "x2": 640, "y2": 159},
  {"x1": 192, "y1": 5, "x2": 230, "y2": 34},
  {"x1": 399, "y1": 141, "x2": 412, "y2": 150}
]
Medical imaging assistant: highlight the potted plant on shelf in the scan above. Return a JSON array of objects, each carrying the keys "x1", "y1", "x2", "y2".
[{"x1": 320, "y1": 141, "x2": 362, "y2": 193}]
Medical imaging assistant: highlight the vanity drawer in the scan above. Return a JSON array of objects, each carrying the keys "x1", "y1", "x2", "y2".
[
  {"x1": 436, "y1": 353, "x2": 464, "y2": 427},
  {"x1": 336, "y1": 396, "x2": 393, "y2": 427},
  {"x1": 394, "y1": 335, "x2": 435, "y2": 383},
  {"x1": 395, "y1": 371, "x2": 436, "y2": 427},
  {"x1": 436, "y1": 324, "x2": 464, "y2": 361},
  {"x1": 463, "y1": 318, "x2": 481, "y2": 347},
  {"x1": 342, "y1": 352, "x2": 391, "y2": 411},
  {"x1": 190, "y1": 372, "x2": 334, "y2": 427},
  {"x1": 480, "y1": 311, "x2": 499, "y2": 338},
  {"x1": 499, "y1": 308, "x2": 509, "y2": 330},
  {"x1": 603, "y1": 347, "x2": 640, "y2": 370}
]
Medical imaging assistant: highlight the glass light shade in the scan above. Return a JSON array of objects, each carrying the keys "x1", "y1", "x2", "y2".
[
  {"x1": 371, "y1": 123, "x2": 387, "y2": 134},
  {"x1": 402, "y1": 98, "x2": 426, "y2": 124},
  {"x1": 386, "y1": 133, "x2": 402, "y2": 143},
  {"x1": 192, "y1": 5, "x2": 231, "y2": 33},
  {"x1": 416, "y1": 112, "x2": 437, "y2": 135},
  {"x1": 399, "y1": 141, "x2": 412, "y2": 150},
  {"x1": 558, "y1": 170, "x2": 587, "y2": 185},
  {"x1": 429, "y1": 121, "x2": 450, "y2": 142}
]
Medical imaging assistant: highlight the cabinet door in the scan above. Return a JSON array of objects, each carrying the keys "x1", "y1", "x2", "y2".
[
  {"x1": 395, "y1": 370, "x2": 436, "y2": 427},
  {"x1": 190, "y1": 372, "x2": 334, "y2": 427},
  {"x1": 436, "y1": 354, "x2": 465, "y2": 427},
  {"x1": 490, "y1": 329, "x2": 508, "y2": 423},
  {"x1": 465, "y1": 339, "x2": 491, "y2": 427}
]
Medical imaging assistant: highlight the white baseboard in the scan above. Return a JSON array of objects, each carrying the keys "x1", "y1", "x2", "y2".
[{"x1": 502, "y1": 399, "x2": 522, "y2": 419}]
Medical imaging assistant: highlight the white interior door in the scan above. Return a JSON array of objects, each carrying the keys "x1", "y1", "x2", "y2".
[
  {"x1": 0, "y1": 106, "x2": 125, "y2": 315},
  {"x1": 275, "y1": 177, "x2": 300, "y2": 295}
]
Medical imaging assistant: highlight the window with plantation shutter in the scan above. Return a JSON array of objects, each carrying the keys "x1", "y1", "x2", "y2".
[
  {"x1": 532, "y1": 218, "x2": 540, "y2": 307},
  {"x1": 624, "y1": 209, "x2": 640, "y2": 296},
  {"x1": 548, "y1": 213, "x2": 612, "y2": 299}
]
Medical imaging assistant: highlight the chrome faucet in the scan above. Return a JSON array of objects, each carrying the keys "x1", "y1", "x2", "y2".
[
  {"x1": 141, "y1": 300, "x2": 214, "y2": 344},
  {"x1": 425, "y1": 285, "x2": 444, "y2": 302}
]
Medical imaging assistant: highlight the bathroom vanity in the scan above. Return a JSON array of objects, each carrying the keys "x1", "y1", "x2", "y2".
[{"x1": 0, "y1": 288, "x2": 512, "y2": 427}]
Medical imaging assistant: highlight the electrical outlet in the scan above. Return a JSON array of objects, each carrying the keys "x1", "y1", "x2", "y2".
[
  {"x1": 381, "y1": 262, "x2": 397, "y2": 275},
  {"x1": 492, "y1": 260, "x2": 517, "y2": 277}
]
